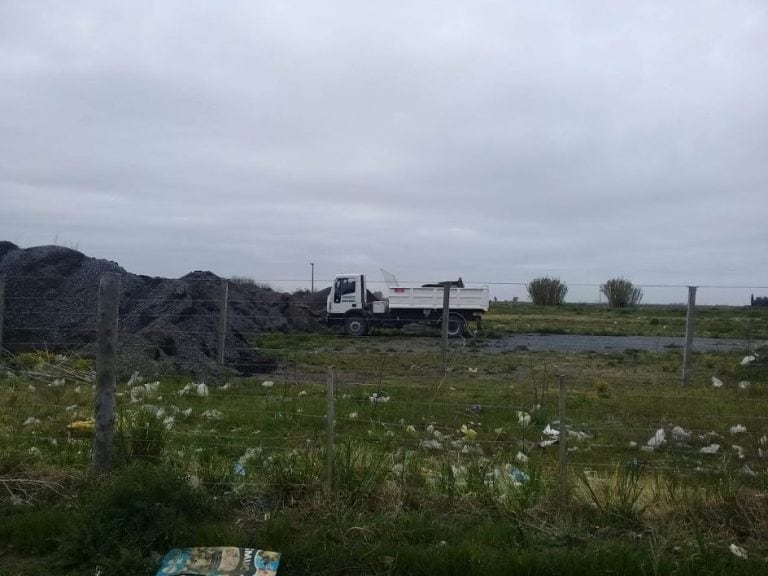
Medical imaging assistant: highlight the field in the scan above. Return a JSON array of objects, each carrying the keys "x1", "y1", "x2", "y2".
[{"x1": 1, "y1": 303, "x2": 768, "y2": 575}]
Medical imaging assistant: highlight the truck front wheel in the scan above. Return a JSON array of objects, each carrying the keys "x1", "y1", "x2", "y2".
[{"x1": 344, "y1": 317, "x2": 369, "y2": 337}]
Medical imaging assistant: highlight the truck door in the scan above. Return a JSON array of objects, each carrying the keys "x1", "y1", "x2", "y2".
[{"x1": 329, "y1": 275, "x2": 361, "y2": 315}]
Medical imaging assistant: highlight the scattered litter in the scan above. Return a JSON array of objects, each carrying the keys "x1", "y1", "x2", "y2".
[
  {"x1": 73, "y1": 386, "x2": 81, "y2": 393},
  {"x1": 729, "y1": 424, "x2": 747, "y2": 435},
  {"x1": 162, "y1": 416, "x2": 175, "y2": 430},
  {"x1": 181, "y1": 408, "x2": 193, "y2": 417},
  {"x1": 27, "y1": 384, "x2": 35, "y2": 392},
  {"x1": 467, "y1": 367, "x2": 478, "y2": 373},
  {"x1": 700, "y1": 431, "x2": 722, "y2": 442},
  {"x1": 628, "y1": 441, "x2": 638, "y2": 448},
  {"x1": 494, "y1": 427, "x2": 504, "y2": 435},
  {"x1": 234, "y1": 462, "x2": 246, "y2": 476},
  {"x1": 177, "y1": 383, "x2": 194, "y2": 396},
  {"x1": 646, "y1": 428, "x2": 666, "y2": 448},
  {"x1": 369, "y1": 392, "x2": 390, "y2": 403},
  {"x1": 188, "y1": 475, "x2": 201, "y2": 489},
  {"x1": 738, "y1": 380, "x2": 751, "y2": 390},
  {"x1": 196, "y1": 383, "x2": 209, "y2": 397},
  {"x1": 517, "y1": 411, "x2": 531, "y2": 427},
  {"x1": 348, "y1": 412, "x2": 359, "y2": 419},
  {"x1": 405, "y1": 425, "x2": 416, "y2": 434},
  {"x1": 508, "y1": 466, "x2": 529, "y2": 486},
  {"x1": 542, "y1": 424, "x2": 559, "y2": 437},
  {"x1": 419, "y1": 439, "x2": 443, "y2": 450},
  {"x1": 741, "y1": 465, "x2": 757, "y2": 477},
  {"x1": 671, "y1": 426, "x2": 690, "y2": 441},
  {"x1": 729, "y1": 543, "x2": 747, "y2": 560},
  {"x1": 220, "y1": 382, "x2": 231, "y2": 390},
  {"x1": 156, "y1": 547, "x2": 281, "y2": 576},
  {"x1": 460, "y1": 424, "x2": 478, "y2": 440},
  {"x1": 126, "y1": 371, "x2": 141, "y2": 386},
  {"x1": 23, "y1": 417, "x2": 41, "y2": 427},
  {"x1": 740, "y1": 355, "x2": 756, "y2": 366},
  {"x1": 27, "y1": 446, "x2": 42, "y2": 457},
  {"x1": 261, "y1": 380, "x2": 274, "y2": 388},
  {"x1": 67, "y1": 418, "x2": 95, "y2": 433},
  {"x1": 65, "y1": 404, "x2": 78, "y2": 413},
  {"x1": 700, "y1": 444, "x2": 720, "y2": 455},
  {"x1": 711, "y1": 376, "x2": 724, "y2": 388},
  {"x1": 537, "y1": 439, "x2": 558, "y2": 448},
  {"x1": 732, "y1": 445, "x2": 745, "y2": 459},
  {"x1": 202, "y1": 409, "x2": 223, "y2": 420},
  {"x1": 761, "y1": 435, "x2": 768, "y2": 447},
  {"x1": 142, "y1": 405, "x2": 165, "y2": 418},
  {"x1": 467, "y1": 404, "x2": 482, "y2": 414},
  {"x1": 298, "y1": 390, "x2": 308, "y2": 396},
  {"x1": 426, "y1": 424, "x2": 435, "y2": 434},
  {"x1": 49, "y1": 378, "x2": 65, "y2": 387},
  {"x1": 640, "y1": 446, "x2": 655, "y2": 453},
  {"x1": 515, "y1": 451, "x2": 529, "y2": 463}
]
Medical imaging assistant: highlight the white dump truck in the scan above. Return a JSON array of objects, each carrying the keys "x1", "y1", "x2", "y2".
[{"x1": 327, "y1": 269, "x2": 490, "y2": 337}]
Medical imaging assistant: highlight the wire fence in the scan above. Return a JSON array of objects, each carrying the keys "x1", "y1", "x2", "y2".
[{"x1": 0, "y1": 273, "x2": 767, "y2": 508}]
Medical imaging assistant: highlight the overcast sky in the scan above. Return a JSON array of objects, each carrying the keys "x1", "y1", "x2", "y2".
[{"x1": 1, "y1": 1, "x2": 766, "y2": 303}]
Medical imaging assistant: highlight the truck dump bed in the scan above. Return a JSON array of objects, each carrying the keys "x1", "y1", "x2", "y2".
[{"x1": 387, "y1": 286, "x2": 490, "y2": 311}]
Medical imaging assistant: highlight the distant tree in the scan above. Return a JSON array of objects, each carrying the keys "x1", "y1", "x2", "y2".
[
  {"x1": 601, "y1": 278, "x2": 643, "y2": 307},
  {"x1": 527, "y1": 277, "x2": 568, "y2": 306}
]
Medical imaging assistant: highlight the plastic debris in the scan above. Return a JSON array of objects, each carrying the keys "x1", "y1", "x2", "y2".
[
  {"x1": 419, "y1": 439, "x2": 443, "y2": 450},
  {"x1": 177, "y1": 383, "x2": 194, "y2": 396},
  {"x1": 234, "y1": 462, "x2": 246, "y2": 476},
  {"x1": 126, "y1": 371, "x2": 141, "y2": 386},
  {"x1": 537, "y1": 439, "x2": 558, "y2": 448},
  {"x1": 467, "y1": 404, "x2": 482, "y2": 414},
  {"x1": 515, "y1": 451, "x2": 529, "y2": 463},
  {"x1": 671, "y1": 426, "x2": 690, "y2": 441},
  {"x1": 460, "y1": 424, "x2": 478, "y2": 440},
  {"x1": 348, "y1": 412, "x2": 359, "y2": 419},
  {"x1": 181, "y1": 408, "x2": 193, "y2": 417},
  {"x1": 196, "y1": 383, "x2": 209, "y2": 397},
  {"x1": 65, "y1": 404, "x2": 78, "y2": 412},
  {"x1": 741, "y1": 465, "x2": 757, "y2": 477},
  {"x1": 729, "y1": 544, "x2": 747, "y2": 560},
  {"x1": 405, "y1": 425, "x2": 417, "y2": 434},
  {"x1": 738, "y1": 380, "x2": 751, "y2": 390},
  {"x1": 67, "y1": 418, "x2": 95, "y2": 433},
  {"x1": 729, "y1": 424, "x2": 747, "y2": 435},
  {"x1": 220, "y1": 382, "x2": 231, "y2": 390},
  {"x1": 628, "y1": 441, "x2": 638, "y2": 448},
  {"x1": 646, "y1": 428, "x2": 666, "y2": 448},
  {"x1": 298, "y1": 390, "x2": 308, "y2": 396},
  {"x1": 711, "y1": 376, "x2": 724, "y2": 388},
  {"x1": 261, "y1": 380, "x2": 274, "y2": 388},
  {"x1": 156, "y1": 547, "x2": 280, "y2": 576},
  {"x1": 542, "y1": 424, "x2": 559, "y2": 437},
  {"x1": 509, "y1": 466, "x2": 529, "y2": 485},
  {"x1": 369, "y1": 392, "x2": 390, "y2": 403},
  {"x1": 700, "y1": 443, "x2": 720, "y2": 455},
  {"x1": 517, "y1": 411, "x2": 531, "y2": 427},
  {"x1": 49, "y1": 378, "x2": 65, "y2": 387},
  {"x1": 162, "y1": 416, "x2": 175, "y2": 430},
  {"x1": 732, "y1": 445, "x2": 745, "y2": 459},
  {"x1": 28, "y1": 446, "x2": 42, "y2": 457},
  {"x1": 202, "y1": 409, "x2": 223, "y2": 420},
  {"x1": 23, "y1": 417, "x2": 41, "y2": 427},
  {"x1": 467, "y1": 367, "x2": 478, "y2": 373},
  {"x1": 740, "y1": 355, "x2": 756, "y2": 366}
]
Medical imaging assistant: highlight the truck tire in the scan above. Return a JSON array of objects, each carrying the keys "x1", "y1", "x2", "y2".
[
  {"x1": 447, "y1": 313, "x2": 466, "y2": 338},
  {"x1": 344, "y1": 317, "x2": 368, "y2": 337}
]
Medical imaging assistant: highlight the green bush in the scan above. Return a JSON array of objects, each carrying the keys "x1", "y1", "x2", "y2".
[
  {"x1": 58, "y1": 462, "x2": 209, "y2": 574},
  {"x1": 526, "y1": 277, "x2": 567, "y2": 306},
  {"x1": 601, "y1": 278, "x2": 643, "y2": 307}
]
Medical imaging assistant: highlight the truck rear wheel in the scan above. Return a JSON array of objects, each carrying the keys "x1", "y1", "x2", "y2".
[
  {"x1": 344, "y1": 317, "x2": 368, "y2": 337},
  {"x1": 447, "y1": 313, "x2": 466, "y2": 338}
]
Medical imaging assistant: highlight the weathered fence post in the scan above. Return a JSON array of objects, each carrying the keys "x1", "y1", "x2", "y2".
[
  {"x1": 558, "y1": 374, "x2": 568, "y2": 507},
  {"x1": 0, "y1": 275, "x2": 5, "y2": 358},
  {"x1": 441, "y1": 284, "x2": 450, "y2": 373},
  {"x1": 325, "y1": 366, "x2": 336, "y2": 492},
  {"x1": 217, "y1": 279, "x2": 229, "y2": 366},
  {"x1": 93, "y1": 273, "x2": 120, "y2": 475},
  {"x1": 682, "y1": 286, "x2": 697, "y2": 386}
]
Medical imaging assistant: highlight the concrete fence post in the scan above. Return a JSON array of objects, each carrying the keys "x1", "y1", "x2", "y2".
[
  {"x1": 682, "y1": 286, "x2": 697, "y2": 386},
  {"x1": 325, "y1": 366, "x2": 336, "y2": 492},
  {"x1": 441, "y1": 285, "x2": 450, "y2": 373},
  {"x1": 0, "y1": 275, "x2": 5, "y2": 358},
  {"x1": 92, "y1": 273, "x2": 121, "y2": 475},
  {"x1": 558, "y1": 374, "x2": 568, "y2": 508}
]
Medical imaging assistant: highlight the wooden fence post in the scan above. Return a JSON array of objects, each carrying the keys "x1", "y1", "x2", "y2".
[
  {"x1": 325, "y1": 366, "x2": 336, "y2": 492},
  {"x1": 441, "y1": 285, "x2": 450, "y2": 373},
  {"x1": 558, "y1": 374, "x2": 568, "y2": 507},
  {"x1": 682, "y1": 286, "x2": 697, "y2": 386},
  {"x1": 217, "y1": 279, "x2": 229, "y2": 366},
  {"x1": 92, "y1": 273, "x2": 121, "y2": 475},
  {"x1": 0, "y1": 275, "x2": 5, "y2": 358}
]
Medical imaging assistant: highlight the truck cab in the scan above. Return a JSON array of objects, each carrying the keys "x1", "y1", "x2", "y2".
[{"x1": 328, "y1": 274, "x2": 367, "y2": 316}]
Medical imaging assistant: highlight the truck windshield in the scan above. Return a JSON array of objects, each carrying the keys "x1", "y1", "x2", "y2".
[{"x1": 334, "y1": 278, "x2": 357, "y2": 303}]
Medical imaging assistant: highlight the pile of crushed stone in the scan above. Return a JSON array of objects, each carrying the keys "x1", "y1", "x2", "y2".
[{"x1": 0, "y1": 242, "x2": 321, "y2": 376}]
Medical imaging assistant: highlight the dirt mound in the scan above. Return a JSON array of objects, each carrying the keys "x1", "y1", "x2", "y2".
[{"x1": 0, "y1": 243, "x2": 317, "y2": 376}]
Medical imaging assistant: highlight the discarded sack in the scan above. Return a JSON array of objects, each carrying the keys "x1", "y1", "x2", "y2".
[{"x1": 156, "y1": 547, "x2": 280, "y2": 576}]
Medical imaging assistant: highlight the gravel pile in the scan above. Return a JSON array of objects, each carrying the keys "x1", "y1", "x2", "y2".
[{"x1": 0, "y1": 242, "x2": 321, "y2": 376}]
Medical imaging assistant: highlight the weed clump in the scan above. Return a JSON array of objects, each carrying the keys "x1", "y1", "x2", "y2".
[
  {"x1": 527, "y1": 277, "x2": 568, "y2": 306},
  {"x1": 601, "y1": 278, "x2": 643, "y2": 308},
  {"x1": 58, "y1": 462, "x2": 209, "y2": 574}
]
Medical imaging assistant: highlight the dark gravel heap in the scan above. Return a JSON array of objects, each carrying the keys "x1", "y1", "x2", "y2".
[{"x1": 0, "y1": 242, "x2": 321, "y2": 376}]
